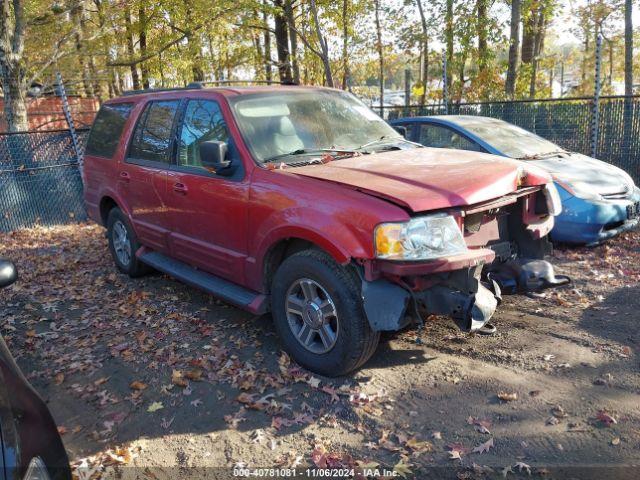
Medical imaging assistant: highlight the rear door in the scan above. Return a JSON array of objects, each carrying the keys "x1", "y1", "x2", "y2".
[
  {"x1": 164, "y1": 97, "x2": 249, "y2": 284},
  {"x1": 118, "y1": 99, "x2": 181, "y2": 253}
]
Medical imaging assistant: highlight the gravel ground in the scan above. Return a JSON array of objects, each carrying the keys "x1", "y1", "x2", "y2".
[{"x1": 0, "y1": 223, "x2": 639, "y2": 479}]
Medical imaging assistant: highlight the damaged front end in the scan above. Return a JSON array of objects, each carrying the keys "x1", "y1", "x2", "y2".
[{"x1": 361, "y1": 184, "x2": 570, "y2": 334}]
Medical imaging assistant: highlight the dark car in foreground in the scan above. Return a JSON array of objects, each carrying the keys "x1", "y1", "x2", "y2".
[
  {"x1": 0, "y1": 260, "x2": 71, "y2": 480},
  {"x1": 83, "y1": 85, "x2": 569, "y2": 376},
  {"x1": 391, "y1": 115, "x2": 640, "y2": 246}
]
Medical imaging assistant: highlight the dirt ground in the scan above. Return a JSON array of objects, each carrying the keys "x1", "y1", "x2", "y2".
[{"x1": 1, "y1": 223, "x2": 639, "y2": 480}]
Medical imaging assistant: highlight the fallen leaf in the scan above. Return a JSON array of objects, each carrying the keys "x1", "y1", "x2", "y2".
[
  {"x1": 129, "y1": 381, "x2": 148, "y2": 391},
  {"x1": 596, "y1": 410, "x2": 618, "y2": 427},
  {"x1": 393, "y1": 458, "x2": 412, "y2": 478},
  {"x1": 171, "y1": 370, "x2": 188, "y2": 388},
  {"x1": 307, "y1": 376, "x2": 321, "y2": 388},
  {"x1": 185, "y1": 369, "x2": 203, "y2": 382},
  {"x1": 497, "y1": 392, "x2": 518, "y2": 402},
  {"x1": 404, "y1": 437, "x2": 433, "y2": 453},
  {"x1": 54, "y1": 373, "x2": 65, "y2": 385},
  {"x1": 472, "y1": 438, "x2": 494, "y2": 454},
  {"x1": 147, "y1": 401, "x2": 164, "y2": 413},
  {"x1": 611, "y1": 437, "x2": 621, "y2": 446}
]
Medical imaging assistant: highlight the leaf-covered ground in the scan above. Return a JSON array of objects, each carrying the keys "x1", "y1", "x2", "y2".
[{"x1": 1, "y1": 224, "x2": 639, "y2": 479}]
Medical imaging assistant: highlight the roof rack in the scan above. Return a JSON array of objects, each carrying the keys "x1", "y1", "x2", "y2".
[
  {"x1": 121, "y1": 80, "x2": 298, "y2": 96},
  {"x1": 121, "y1": 86, "x2": 196, "y2": 96},
  {"x1": 186, "y1": 80, "x2": 298, "y2": 88}
]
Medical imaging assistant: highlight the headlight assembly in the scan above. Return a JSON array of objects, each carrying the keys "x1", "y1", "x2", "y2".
[{"x1": 375, "y1": 214, "x2": 468, "y2": 261}]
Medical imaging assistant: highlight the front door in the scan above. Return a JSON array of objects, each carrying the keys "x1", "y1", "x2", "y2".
[
  {"x1": 118, "y1": 99, "x2": 181, "y2": 253},
  {"x1": 165, "y1": 98, "x2": 249, "y2": 285}
]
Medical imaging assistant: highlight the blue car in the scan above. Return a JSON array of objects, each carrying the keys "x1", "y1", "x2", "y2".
[{"x1": 391, "y1": 115, "x2": 640, "y2": 245}]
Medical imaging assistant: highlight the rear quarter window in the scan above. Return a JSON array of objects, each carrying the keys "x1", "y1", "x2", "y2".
[{"x1": 85, "y1": 103, "x2": 134, "y2": 158}]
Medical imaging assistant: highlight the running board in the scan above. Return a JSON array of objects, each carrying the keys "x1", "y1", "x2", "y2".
[{"x1": 139, "y1": 251, "x2": 269, "y2": 315}]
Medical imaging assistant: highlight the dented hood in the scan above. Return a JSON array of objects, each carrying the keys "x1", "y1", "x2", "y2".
[{"x1": 289, "y1": 148, "x2": 537, "y2": 212}]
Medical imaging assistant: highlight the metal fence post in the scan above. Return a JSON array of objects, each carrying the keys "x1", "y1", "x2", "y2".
[
  {"x1": 591, "y1": 34, "x2": 602, "y2": 158},
  {"x1": 442, "y1": 51, "x2": 449, "y2": 115},
  {"x1": 56, "y1": 72, "x2": 83, "y2": 174},
  {"x1": 404, "y1": 68, "x2": 411, "y2": 117}
]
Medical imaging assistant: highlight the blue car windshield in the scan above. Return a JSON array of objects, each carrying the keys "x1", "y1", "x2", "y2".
[{"x1": 453, "y1": 118, "x2": 563, "y2": 159}]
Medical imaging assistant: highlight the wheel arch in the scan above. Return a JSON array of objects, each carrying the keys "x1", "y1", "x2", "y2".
[{"x1": 259, "y1": 230, "x2": 356, "y2": 294}]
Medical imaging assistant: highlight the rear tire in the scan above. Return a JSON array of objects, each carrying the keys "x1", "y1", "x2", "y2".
[
  {"x1": 106, "y1": 208, "x2": 150, "y2": 278},
  {"x1": 271, "y1": 250, "x2": 380, "y2": 377}
]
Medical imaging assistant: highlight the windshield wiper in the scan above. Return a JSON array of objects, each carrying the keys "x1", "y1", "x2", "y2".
[
  {"x1": 264, "y1": 148, "x2": 357, "y2": 164},
  {"x1": 518, "y1": 150, "x2": 568, "y2": 160}
]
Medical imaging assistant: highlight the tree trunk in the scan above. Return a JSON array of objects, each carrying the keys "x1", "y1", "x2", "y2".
[
  {"x1": 445, "y1": 0, "x2": 454, "y2": 90},
  {"x1": 262, "y1": 1, "x2": 272, "y2": 82},
  {"x1": 521, "y1": 2, "x2": 537, "y2": 65},
  {"x1": 529, "y1": 12, "x2": 546, "y2": 98},
  {"x1": 476, "y1": 0, "x2": 488, "y2": 75},
  {"x1": 139, "y1": 6, "x2": 150, "y2": 89},
  {"x1": 623, "y1": 0, "x2": 633, "y2": 156},
  {"x1": 72, "y1": 1, "x2": 92, "y2": 97},
  {"x1": 124, "y1": 6, "x2": 140, "y2": 90},
  {"x1": 341, "y1": 0, "x2": 349, "y2": 89},
  {"x1": 274, "y1": 0, "x2": 293, "y2": 83},
  {"x1": 284, "y1": 0, "x2": 300, "y2": 84},
  {"x1": 625, "y1": 0, "x2": 633, "y2": 96},
  {"x1": 505, "y1": 0, "x2": 521, "y2": 98},
  {"x1": 416, "y1": 0, "x2": 429, "y2": 106},
  {"x1": 374, "y1": 0, "x2": 384, "y2": 109},
  {"x1": 0, "y1": 0, "x2": 28, "y2": 131},
  {"x1": 310, "y1": 0, "x2": 333, "y2": 87}
]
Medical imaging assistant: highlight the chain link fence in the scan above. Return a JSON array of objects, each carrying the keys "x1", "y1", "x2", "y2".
[
  {"x1": 379, "y1": 95, "x2": 640, "y2": 184},
  {"x1": 0, "y1": 129, "x2": 89, "y2": 232}
]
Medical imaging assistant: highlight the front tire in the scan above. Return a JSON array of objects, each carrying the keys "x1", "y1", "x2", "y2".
[
  {"x1": 106, "y1": 208, "x2": 150, "y2": 278},
  {"x1": 271, "y1": 250, "x2": 380, "y2": 377}
]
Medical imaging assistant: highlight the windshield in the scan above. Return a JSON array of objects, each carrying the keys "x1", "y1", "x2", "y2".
[
  {"x1": 456, "y1": 118, "x2": 563, "y2": 159},
  {"x1": 229, "y1": 90, "x2": 405, "y2": 163}
]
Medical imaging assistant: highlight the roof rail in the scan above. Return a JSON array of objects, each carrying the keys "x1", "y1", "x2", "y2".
[
  {"x1": 121, "y1": 80, "x2": 298, "y2": 96},
  {"x1": 187, "y1": 80, "x2": 298, "y2": 88},
  {"x1": 121, "y1": 86, "x2": 199, "y2": 96}
]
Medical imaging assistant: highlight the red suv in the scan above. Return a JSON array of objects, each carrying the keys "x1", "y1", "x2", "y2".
[{"x1": 83, "y1": 85, "x2": 568, "y2": 376}]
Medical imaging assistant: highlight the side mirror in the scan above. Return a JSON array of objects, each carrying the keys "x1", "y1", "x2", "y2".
[
  {"x1": 199, "y1": 141, "x2": 235, "y2": 176},
  {"x1": 393, "y1": 125, "x2": 408, "y2": 138},
  {"x1": 0, "y1": 260, "x2": 17, "y2": 289}
]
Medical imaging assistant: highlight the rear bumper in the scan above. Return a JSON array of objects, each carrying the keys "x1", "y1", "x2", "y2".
[{"x1": 552, "y1": 189, "x2": 640, "y2": 245}]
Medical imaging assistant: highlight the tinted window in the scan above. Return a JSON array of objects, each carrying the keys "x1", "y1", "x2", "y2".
[
  {"x1": 129, "y1": 100, "x2": 180, "y2": 163},
  {"x1": 178, "y1": 100, "x2": 229, "y2": 168},
  {"x1": 85, "y1": 103, "x2": 134, "y2": 158},
  {"x1": 419, "y1": 124, "x2": 482, "y2": 152}
]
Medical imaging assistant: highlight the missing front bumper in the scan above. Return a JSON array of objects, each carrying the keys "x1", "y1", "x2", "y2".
[{"x1": 361, "y1": 264, "x2": 501, "y2": 333}]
